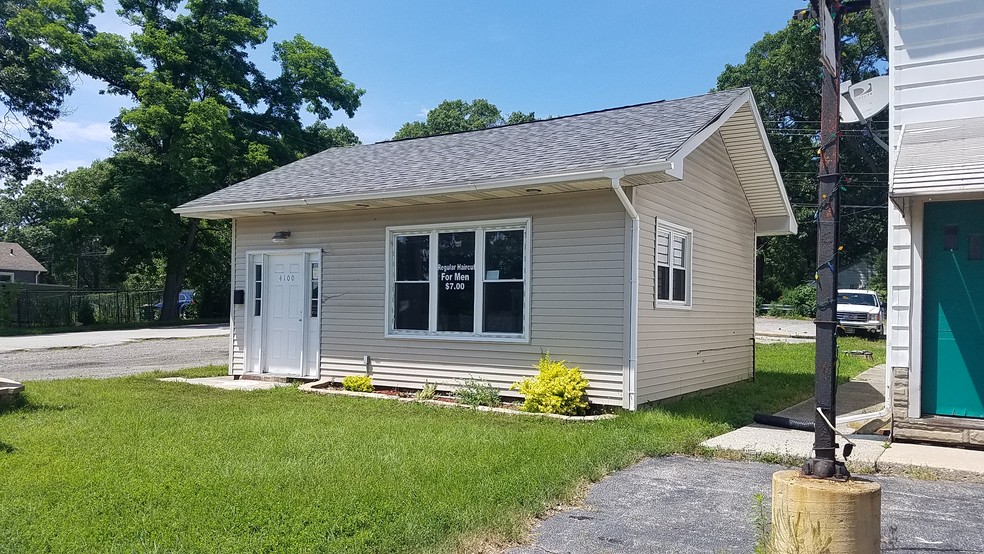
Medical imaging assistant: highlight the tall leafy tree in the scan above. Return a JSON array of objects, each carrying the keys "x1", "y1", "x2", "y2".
[
  {"x1": 393, "y1": 99, "x2": 536, "y2": 140},
  {"x1": 0, "y1": 0, "x2": 131, "y2": 183},
  {"x1": 717, "y1": 11, "x2": 888, "y2": 301},
  {"x1": 82, "y1": 0, "x2": 363, "y2": 320}
]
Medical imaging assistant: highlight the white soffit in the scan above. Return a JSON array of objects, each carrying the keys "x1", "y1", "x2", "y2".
[
  {"x1": 715, "y1": 101, "x2": 798, "y2": 236},
  {"x1": 893, "y1": 116, "x2": 984, "y2": 196}
]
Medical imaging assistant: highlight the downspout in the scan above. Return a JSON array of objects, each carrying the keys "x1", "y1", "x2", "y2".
[{"x1": 610, "y1": 174, "x2": 639, "y2": 410}]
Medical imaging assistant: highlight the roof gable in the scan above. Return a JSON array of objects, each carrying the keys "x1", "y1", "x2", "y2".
[{"x1": 0, "y1": 243, "x2": 46, "y2": 273}]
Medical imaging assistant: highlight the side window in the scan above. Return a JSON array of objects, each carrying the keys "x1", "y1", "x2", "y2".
[
  {"x1": 253, "y1": 262, "x2": 262, "y2": 316},
  {"x1": 655, "y1": 220, "x2": 692, "y2": 307},
  {"x1": 310, "y1": 261, "x2": 319, "y2": 317}
]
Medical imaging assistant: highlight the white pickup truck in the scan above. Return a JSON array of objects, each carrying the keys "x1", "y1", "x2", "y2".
[{"x1": 836, "y1": 289, "x2": 885, "y2": 337}]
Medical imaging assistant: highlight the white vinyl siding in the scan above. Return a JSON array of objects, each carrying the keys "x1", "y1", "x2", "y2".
[
  {"x1": 230, "y1": 190, "x2": 627, "y2": 405},
  {"x1": 889, "y1": 0, "x2": 984, "y2": 152},
  {"x1": 634, "y1": 131, "x2": 756, "y2": 404}
]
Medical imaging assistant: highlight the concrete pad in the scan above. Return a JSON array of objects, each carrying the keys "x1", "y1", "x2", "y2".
[
  {"x1": 879, "y1": 442, "x2": 984, "y2": 475},
  {"x1": 0, "y1": 377, "x2": 24, "y2": 406},
  {"x1": 0, "y1": 324, "x2": 229, "y2": 353},
  {"x1": 158, "y1": 376, "x2": 288, "y2": 391},
  {"x1": 776, "y1": 365, "x2": 889, "y2": 433},
  {"x1": 703, "y1": 424, "x2": 888, "y2": 466}
]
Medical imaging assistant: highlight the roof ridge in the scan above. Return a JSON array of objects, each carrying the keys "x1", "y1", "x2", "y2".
[{"x1": 376, "y1": 88, "x2": 747, "y2": 145}]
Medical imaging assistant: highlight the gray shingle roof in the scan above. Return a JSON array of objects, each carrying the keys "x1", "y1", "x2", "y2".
[
  {"x1": 0, "y1": 243, "x2": 46, "y2": 273},
  {"x1": 179, "y1": 88, "x2": 747, "y2": 210}
]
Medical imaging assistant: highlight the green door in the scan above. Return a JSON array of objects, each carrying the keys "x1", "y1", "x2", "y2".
[{"x1": 922, "y1": 200, "x2": 984, "y2": 418}]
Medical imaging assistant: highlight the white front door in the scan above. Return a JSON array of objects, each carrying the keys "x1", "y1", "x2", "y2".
[{"x1": 266, "y1": 253, "x2": 305, "y2": 375}]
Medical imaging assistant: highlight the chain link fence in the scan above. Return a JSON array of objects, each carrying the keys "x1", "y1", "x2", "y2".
[{"x1": 0, "y1": 284, "x2": 165, "y2": 328}]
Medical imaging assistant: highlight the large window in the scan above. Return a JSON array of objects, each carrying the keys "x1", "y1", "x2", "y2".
[
  {"x1": 656, "y1": 220, "x2": 692, "y2": 307},
  {"x1": 388, "y1": 219, "x2": 530, "y2": 340}
]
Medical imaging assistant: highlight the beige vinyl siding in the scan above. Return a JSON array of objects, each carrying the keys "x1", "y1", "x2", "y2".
[
  {"x1": 634, "y1": 131, "x2": 756, "y2": 404},
  {"x1": 231, "y1": 189, "x2": 628, "y2": 405}
]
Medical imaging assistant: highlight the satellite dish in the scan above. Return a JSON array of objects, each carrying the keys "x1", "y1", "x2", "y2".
[{"x1": 840, "y1": 76, "x2": 889, "y2": 123}]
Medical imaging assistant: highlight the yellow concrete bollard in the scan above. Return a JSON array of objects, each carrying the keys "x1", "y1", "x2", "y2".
[{"x1": 771, "y1": 470, "x2": 881, "y2": 554}]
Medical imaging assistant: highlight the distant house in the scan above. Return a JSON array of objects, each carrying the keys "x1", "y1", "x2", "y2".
[
  {"x1": 838, "y1": 259, "x2": 875, "y2": 290},
  {"x1": 0, "y1": 243, "x2": 46, "y2": 284},
  {"x1": 175, "y1": 88, "x2": 796, "y2": 409},
  {"x1": 875, "y1": 0, "x2": 984, "y2": 445}
]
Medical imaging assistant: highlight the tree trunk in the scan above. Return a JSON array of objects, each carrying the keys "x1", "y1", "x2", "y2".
[{"x1": 160, "y1": 219, "x2": 200, "y2": 322}]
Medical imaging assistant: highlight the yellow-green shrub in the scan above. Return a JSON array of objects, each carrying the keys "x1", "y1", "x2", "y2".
[
  {"x1": 511, "y1": 353, "x2": 590, "y2": 415},
  {"x1": 341, "y1": 375, "x2": 373, "y2": 392}
]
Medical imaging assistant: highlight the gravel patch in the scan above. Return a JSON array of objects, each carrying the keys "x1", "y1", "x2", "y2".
[{"x1": 0, "y1": 336, "x2": 227, "y2": 381}]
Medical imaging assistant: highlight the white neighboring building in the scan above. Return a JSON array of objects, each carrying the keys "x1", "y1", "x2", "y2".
[{"x1": 878, "y1": 0, "x2": 984, "y2": 445}]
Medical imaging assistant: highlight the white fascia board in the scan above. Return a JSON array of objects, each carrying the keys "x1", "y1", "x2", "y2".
[
  {"x1": 755, "y1": 215, "x2": 799, "y2": 236},
  {"x1": 667, "y1": 89, "x2": 797, "y2": 236},
  {"x1": 173, "y1": 161, "x2": 674, "y2": 219}
]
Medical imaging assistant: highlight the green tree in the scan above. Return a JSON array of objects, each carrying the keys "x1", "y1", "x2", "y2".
[
  {"x1": 0, "y1": 163, "x2": 107, "y2": 287},
  {"x1": 393, "y1": 99, "x2": 536, "y2": 140},
  {"x1": 0, "y1": 0, "x2": 131, "y2": 183},
  {"x1": 717, "y1": 12, "x2": 887, "y2": 301},
  {"x1": 78, "y1": 0, "x2": 363, "y2": 320}
]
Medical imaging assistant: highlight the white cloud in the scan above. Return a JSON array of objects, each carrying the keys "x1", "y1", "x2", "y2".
[
  {"x1": 38, "y1": 159, "x2": 91, "y2": 177},
  {"x1": 50, "y1": 121, "x2": 115, "y2": 143}
]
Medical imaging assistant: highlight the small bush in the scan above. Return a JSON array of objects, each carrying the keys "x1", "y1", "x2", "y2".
[
  {"x1": 454, "y1": 378, "x2": 501, "y2": 407},
  {"x1": 776, "y1": 283, "x2": 817, "y2": 318},
  {"x1": 341, "y1": 375, "x2": 373, "y2": 393},
  {"x1": 77, "y1": 299, "x2": 96, "y2": 326},
  {"x1": 415, "y1": 382, "x2": 437, "y2": 401},
  {"x1": 511, "y1": 352, "x2": 590, "y2": 416}
]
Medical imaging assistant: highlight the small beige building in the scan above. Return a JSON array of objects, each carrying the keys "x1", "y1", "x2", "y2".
[{"x1": 176, "y1": 88, "x2": 795, "y2": 409}]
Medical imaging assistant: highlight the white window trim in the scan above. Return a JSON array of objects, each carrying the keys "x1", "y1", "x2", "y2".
[
  {"x1": 385, "y1": 218, "x2": 532, "y2": 343},
  {"x1": 655, "y1": 219, "x2": 693, "y2": 310},
  {"x1": 0, "y1": 272, "x2": 13, "y2": 282}
]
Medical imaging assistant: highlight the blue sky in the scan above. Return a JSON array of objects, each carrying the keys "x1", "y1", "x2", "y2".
[{"x1": 40, "y1": 0, "x2": 805, "y2": 176}]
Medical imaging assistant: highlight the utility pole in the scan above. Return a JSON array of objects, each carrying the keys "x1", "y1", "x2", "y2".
[
  {"x1": 793, "y1": 0, "x2": 871, "y2": 480},
  {"x1": 770, "y1": 6, "x2": 882, "y2": 552}
]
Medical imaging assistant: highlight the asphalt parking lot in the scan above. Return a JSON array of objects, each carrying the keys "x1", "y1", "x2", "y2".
[{"x1": 0, "y1": 333, "x2": 227, "y2": 381}]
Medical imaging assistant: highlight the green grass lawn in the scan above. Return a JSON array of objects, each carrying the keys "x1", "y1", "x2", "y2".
[{"x1": 0, "y1": 338, "x2": 883, "y2": 553}]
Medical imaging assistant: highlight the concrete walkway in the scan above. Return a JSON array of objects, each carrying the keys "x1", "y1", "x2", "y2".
[
  {"x1": 0, "y1": 324, "x2": 229, "y2": 353},
  {"x1": 158, "y1": 376, "x2": 287, "y2": 391},
  {"x1": 703, "y1": 364, "x2": 984, "y2": 477}
]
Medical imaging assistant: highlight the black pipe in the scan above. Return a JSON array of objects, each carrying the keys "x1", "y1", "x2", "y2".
[{"x1": 753, "y1": 413, "x2": 815, "y2": 432}]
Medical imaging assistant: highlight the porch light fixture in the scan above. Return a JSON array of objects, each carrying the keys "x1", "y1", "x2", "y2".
[{"x1": 271, "y1": 231, "x2": 291, "y2": 243}]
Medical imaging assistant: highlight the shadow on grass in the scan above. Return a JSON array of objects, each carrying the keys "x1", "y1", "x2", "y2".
[{"x1": 0, "y1": 393, "x2": 72, "y2": 417}]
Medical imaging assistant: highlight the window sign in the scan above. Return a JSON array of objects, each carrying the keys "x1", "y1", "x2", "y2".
[
  {"x1": 437, "y1": 232, "x2": 475, "y2": 332},
  {"x1": 388, "y1": 220, "x2": 529, "y2": 340}
]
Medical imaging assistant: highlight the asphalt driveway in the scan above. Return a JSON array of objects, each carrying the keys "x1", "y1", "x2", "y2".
[
  {"x1": 0, "y1": 325, "x2": 228, "y2": 381},
  {"x1": 510, "y1": 456, "x2": 984, "y2": 554}
]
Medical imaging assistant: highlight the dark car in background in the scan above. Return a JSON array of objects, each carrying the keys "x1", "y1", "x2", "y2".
[{"x1": 153, "y1": 290, "x2": 196, "y2": 318}]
